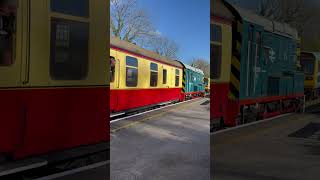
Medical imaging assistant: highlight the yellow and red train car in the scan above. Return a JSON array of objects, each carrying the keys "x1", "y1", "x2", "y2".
[
  {"x1": 211, "y1": 0, "x2": 234, "y2": 129},
  {"x1": 0, "y1": 0, "x2": 108, "y2": 167},
  {"x1": 110, "y1": 37, "x2": 183, "y2": 113}
]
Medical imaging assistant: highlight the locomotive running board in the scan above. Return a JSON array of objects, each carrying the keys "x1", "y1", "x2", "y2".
[{"x1": 0, "y1": 158, "x2": 47, "y2": 177}]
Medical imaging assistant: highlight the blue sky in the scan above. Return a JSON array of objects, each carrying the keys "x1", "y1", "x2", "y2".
[{"x1": 138, "y1": 0, "x2": 210, "y2": 64}]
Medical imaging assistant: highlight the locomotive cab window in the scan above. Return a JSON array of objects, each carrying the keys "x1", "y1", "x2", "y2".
[
  {"x1": 0, "y1": 0, "x2": 17, "y2": 66},
  {"x1": 110, "y1": 56, "x2": 115, "y2": 83},
  {"x1": 150, "y1": 63, "x2": 158, "y2": 87},
  {"x1": 126, "y1": 56, "x2": 138, "y2": 87},
  {"x1": 175, "y1": 69, "x2": 180, "y2": 87},
  {"x1": 163, "y1": 69, "x2": 167, "y2": 84}
]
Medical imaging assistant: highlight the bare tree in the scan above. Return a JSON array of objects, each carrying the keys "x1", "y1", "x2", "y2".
[
  {"x1": 190, "y1": 58, "x2": 210, "y2": 77},
  {"x1": 257, "y1": 0, "x2": 314, "y2": 35},
  {"x1": 148, "y1": 36, "x2": 179, "y2": 59},
  {"x1": 110, "y1": 0, "x2": 156, "y2": 44}
]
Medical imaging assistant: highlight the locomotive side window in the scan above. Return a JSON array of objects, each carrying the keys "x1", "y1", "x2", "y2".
[
  {"x1": 50, "y1": 19, "x2": 89, "y2": 80},
  {"x1": 163, "y1": 69, "x2": 167, "y2": 84},
  {"x1": 110, "y1": 56, "x2": 115, "y2": 83},
  {"x1": 175, "y1": 69, "x2": 180, "y2": 86},
  {"x1": 211, "y1": 44, "x2": 222, "y2": 79},
  {"x1": 0, "y1": 0, "x2": 17, "y2": 66},
  {"x1": 51, "y1": 0, "x2": 89, "y2": 18},
  {"x1": 126, "y1": 56, "x2": 138, "y2": 87},
  {"x1": 150, "y1": 63, "x2": 158, "y2": 87}
]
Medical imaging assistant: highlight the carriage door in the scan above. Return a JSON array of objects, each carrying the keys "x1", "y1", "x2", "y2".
[{"x1": 0, "y1": 0, "x2": 26, "y2": 87}]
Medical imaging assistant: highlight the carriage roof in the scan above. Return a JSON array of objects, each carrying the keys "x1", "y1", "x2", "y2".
[{"x1": 110, "y1": 36, "x2": 183, "y2": 68}]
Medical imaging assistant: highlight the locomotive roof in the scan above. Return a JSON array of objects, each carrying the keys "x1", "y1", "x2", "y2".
[
  {"x1": 110, "y1": 36, "x2": 183, "y2": 68},
  {"x1": 182, "y1": 63, "x2": 204, "y2": 75},
  {"x1": 233, "y1": 5, "x2": 298, "y2": 40}
]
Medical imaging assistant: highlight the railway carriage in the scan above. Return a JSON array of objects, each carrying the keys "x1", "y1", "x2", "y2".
[
  {"x1": 0, "y1": 0, "x2": 109, "y2": 175},
  {"x1": 110, "y1": 37, "x2": 184, "y2": 113},
  {"x1": 211, "y1": 0, "x2": 304, "y2": 130},
  {"x1": 181, "y1": 63, "x2": 205, "y2": 99},
  {"x1": 300, "y1": 52, "x2": 320, "y2": 100}
]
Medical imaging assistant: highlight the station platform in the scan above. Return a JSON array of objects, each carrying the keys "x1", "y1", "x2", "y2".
[
  {"x1": 111, "y1": 98, "x2": 210, "y2": 180},
  {"x1": 211, "y1": 105, "x2": 320, "y2": 180}
]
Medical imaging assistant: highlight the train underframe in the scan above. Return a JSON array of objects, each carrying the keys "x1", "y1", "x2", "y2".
[
  {"x1": 184, "y1": 91, "x2": 205, "y2": 100},
  {"x1": 304, "y1": 88, "x2": 320, "y2": 101},
  {"x1": 211, "y1": 95, "x2": 305, "y2": 132}
]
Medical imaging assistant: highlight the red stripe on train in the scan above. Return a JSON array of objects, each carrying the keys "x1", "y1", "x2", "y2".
[
  {"x1": 0, "y1": 87, "x2": 109, "y2": 159},
  {"x1": 110, "y1": 88, "x2": 183, "y2": 112}
]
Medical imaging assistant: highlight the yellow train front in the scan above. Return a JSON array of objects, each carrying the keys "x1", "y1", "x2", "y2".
[
  {"x1": 110, "y1": 37, "x2": 184, "y2": 113},
  {"x1": 300, "y1": 52, "x2": 320, "y2": 100}
]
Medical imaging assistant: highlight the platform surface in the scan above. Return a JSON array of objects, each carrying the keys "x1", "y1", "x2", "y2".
[
  {"x1": 211, "y1": 105, "x2": 320, "y2": 180},
  {"x1": 111, "y1": 98, "x2": 210, "y2": 180}
]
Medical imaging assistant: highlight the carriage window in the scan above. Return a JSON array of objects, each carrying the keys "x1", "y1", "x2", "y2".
[
  {"x1": 150, "y1": 63, "x2": 158, "y2": 87},
  {"x1": 212, "y1": 24, "x2": 222, "y2": 42},
  {"x1": 110, "y1": 56, "x2": 115, "y2": 83},
  {"x1": 126, "y1": 56, "x2": 138, "y2": 87},
  {"x1": 0, "y1": 0, "x2": 17, "y2": 66},
  {"x1": 163, "y1": 69, "x2": 167, "y2": 84},
  {"x1": 51, "y1": 0, "x2": 89, "y2": 17},
  {"x1": 175, "y1": 69, "x2": 180, "y2": 86},
  {"x1": 50, "y1": 19, "x2": 89, "y2": 80},
  {"x1": 212, "y1": 44, "x2": 222, "y2": 79}
]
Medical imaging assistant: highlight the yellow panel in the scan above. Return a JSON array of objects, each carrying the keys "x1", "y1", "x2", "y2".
[
  {"x1": 212, "y1": 21, "x2": 232, "y2": 84},
  {"x1": 25, "y1": 0, "x2": 109, "y2": 87},
  {"x1": 110, "y1": 47, "x2": 183, "y2": 90}
]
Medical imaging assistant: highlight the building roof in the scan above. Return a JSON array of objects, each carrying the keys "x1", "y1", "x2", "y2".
[{"x1": 110, "y1": 36, "x2": 183, "y2": 68}]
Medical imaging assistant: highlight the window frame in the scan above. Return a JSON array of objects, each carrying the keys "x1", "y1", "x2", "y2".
[
  {"x1": 0, "y1": 1, "x2": 17, "y2": 67},
  {"x1": 110, "y1": 56, "x2": 115, "y2": 83},
  {"x1": 163, "y1": 69, "x2": 167, "y2": 84},
  {"x1": 211, "y1": 44, "x2": 222, "y2": 79},
  {"x1": 175, "y1": 69, "x2": 180, "y2": 87},
  {"x1": 50, "y1": 18, "x2": 89, "y2": 80},
  {"x1": 50, "y1": 0, "x2": 90, "y2": 18},
  {"x1": 212, "y1": 24, "x2": 222, "y2": 43},
  {"x1": 125, "y1": 56, "x2": 138, "y2": 87},
  {"x1": 150, "y1": 62, "x2": 158, "y2": 87}
]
